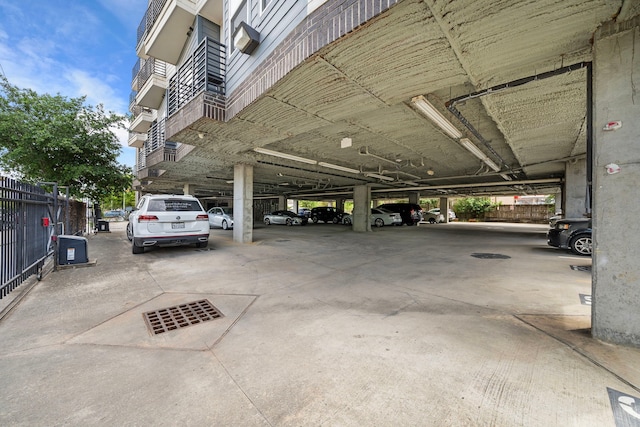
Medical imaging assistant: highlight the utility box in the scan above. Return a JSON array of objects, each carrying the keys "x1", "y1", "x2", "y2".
[
  {"x1": 58, "y1": 235, "x2": 89, "y2": 265},
  {"x1": 97, "y1": 220, "x2": 110, "y2": 232}
]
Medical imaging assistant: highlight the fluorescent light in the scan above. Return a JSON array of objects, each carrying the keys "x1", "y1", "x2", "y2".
[
  {"x1": 365, "y1": 173, "x2": 394, "y2": 182},
  {"x1": 318, "y1": 162, "x2": 360, "y2": 174},
  {"x1": 254, "y1": 147, "x2": 317, "y2": 165},
  {"x1": 411, "y1": 95, "x2": 463, "y2": 139},
  {"x1": 500, "y1": 174, "x2": 512, "y2": 181},
  {"x1": 459, "y1": 138, "x2": 500, "y2": 172}
]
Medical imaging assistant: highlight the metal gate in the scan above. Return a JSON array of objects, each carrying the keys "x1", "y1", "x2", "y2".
[{"x1": 1, "y1": 177, "x2": 56, "y2": 299}]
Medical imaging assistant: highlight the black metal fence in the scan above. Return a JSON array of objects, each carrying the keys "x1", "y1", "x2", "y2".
[{"x1": 1, "y1": 177, "x2": 55, "y2": 299}]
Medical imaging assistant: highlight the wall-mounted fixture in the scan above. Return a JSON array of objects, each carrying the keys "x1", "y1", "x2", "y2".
[
  {"x1": 233, "y1": 22, "x2": 260, "y2": 55},
  {"x1": 411, "y1": 95, "x2": 463, "y2": 139},
  {"x1": 318, "y1": 162, "x2": 360, "y2": 174},
  {"x1": 364, "y1": 173, "x2": 394, "y2": 182},
  {"x1": 254, "y1": 147, "x2": 317, "y2": 165}
]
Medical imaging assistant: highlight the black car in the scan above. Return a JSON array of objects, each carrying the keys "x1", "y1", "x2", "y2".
[
  {"x1": 376, "y1": 203, "x2": 422, "y2": 225},
  {"x1": 547, "y1": 218, "x2": 592, "y2": 256},
  {"x1": 310, "y1": 206, "x2": 344, "y2": 224}
]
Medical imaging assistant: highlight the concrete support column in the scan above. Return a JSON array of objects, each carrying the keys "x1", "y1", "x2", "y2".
[
  {"x1": 554, "y1": 192, "x2": 562, "y2": 215},
  {"x1": 352, "y1": 185, "x2": 371, "y2": 232},
  {"x1": 564, "y1": 158, "x2": 588, "y2": 218},
  {"x1": 335, "y1": 198, "x2": 345, "y2": 212},
  {"x1": 291, "y1": 200, "x2": 299, "y2": 214},
  {"x1": 408, "y1": 192, "x2": 420, "y2": 205},
  {"x1": 183, "y1": 183, "x2": 195, "y2": 195},
  {"x1": 439, "y1": 197, "x2": 449, "y2": 223},
  {"x1": 232, "y1": 164, "x2": 253, "y2": 244},
  {"x1": 592, "y1": 19, "x2": 640, "y2": 346},
  {"x1": 278, "y1": 196, "x2": 286, "y2": 210}
]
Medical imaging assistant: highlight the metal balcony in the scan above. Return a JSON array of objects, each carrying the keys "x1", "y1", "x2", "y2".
[
  {"x1": 136, "y1": 0, "x2": 197, "y2": 64},
  {"x1": 132, "y1": 57, "x2": 169, "y2": 109},
  {"x1": 167, "y1": 36, "x2": 225, "y2": 118},
  {"x1": 130, "y1": 106, "x2": 154, "y2": 133},
  {"x1": 128, "y1": 132, "x2": 147, "y2": 148}
]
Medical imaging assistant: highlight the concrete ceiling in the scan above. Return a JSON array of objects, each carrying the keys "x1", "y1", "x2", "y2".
[{"x1": 141, "y1": 0, "x2": 628, "y2": 200}]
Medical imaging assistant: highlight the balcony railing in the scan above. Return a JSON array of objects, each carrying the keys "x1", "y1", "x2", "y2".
[
  {"x1": 136, "y1": 0, "x2": 168, "y2": 50},
  {"x1": 137, "y1": 118, "x2": 178, "y2": 170},
  {"x1": 167, "y1": 37, "x2": 225, "y2": 117},
  {"x1": 132, "y1": 57, "x2": 168, "y2": 92}
]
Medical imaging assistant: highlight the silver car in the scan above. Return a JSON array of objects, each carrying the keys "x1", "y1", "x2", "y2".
[
  {"x1": 342, "y1": 208, "x2": 402, "y2": 227},
  {"x1": 263, "y1": 210, "x2": 306, "y2": 226},
  {"x1": 207, "y1": 207, "x2": 233, "y2": 230}
]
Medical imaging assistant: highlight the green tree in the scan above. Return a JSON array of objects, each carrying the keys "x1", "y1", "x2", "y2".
[
  {"x1": 0, "y1": 75, "x2": 131, "y2": 199},
  {"x1": 453, "y1": 197, "x2": 497, "y2": 219}
]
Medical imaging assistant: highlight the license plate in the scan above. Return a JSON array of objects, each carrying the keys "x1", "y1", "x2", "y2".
[{"x1": 171, "y1": 222, "x2": 185, "y2": 229}]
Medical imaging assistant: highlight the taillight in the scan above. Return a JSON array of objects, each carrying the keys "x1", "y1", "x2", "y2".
[
  {"x1": 196, "y1": 214, "x2": 209, "y2": 221},
  {"x1": 138, "y1": 215, "x2": 159, "y2": 222}
]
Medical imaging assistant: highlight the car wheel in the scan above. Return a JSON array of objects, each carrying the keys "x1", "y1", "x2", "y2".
[
  {"x1": 428, "y1": 218, "x2": 436, "y2": 224},
  {"x1": 264, "y1": 218, "x2": 271, "y2": 225},
  {"x1": 312, "y1": 216, "x2": 319, "y2": 223},
  {"x1": 332, "y1": 217, "x2": 340, "y2": 224},
  {"x1": 570, "y1": 234, "x2": 592, "y2": 256},
  {"x1": 374, "y1": 218, "x2": 384, "y2": 228},
  {"x1": 343, "y1": 217, "x2": 352, "y2": 225},
  {"x1": 126, "y1": 223, "x2": 133, "y2": 241},
  {"x1": 222, "y1": 220, "x2": 228, "y2": 230},
  {"x1": 286, "y1": 218, "x2": 293, "y2": 226},
  {"x1": 132, "y1": 240, "x2": 144, "y2": 254}
]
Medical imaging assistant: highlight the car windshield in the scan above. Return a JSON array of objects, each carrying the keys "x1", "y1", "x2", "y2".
[
  {"x1": 222, "y1": 208, "x2": 233, "y2": 214},
  {"x1": 148, "y1": 199, "x2": 203, "y2": 212}
]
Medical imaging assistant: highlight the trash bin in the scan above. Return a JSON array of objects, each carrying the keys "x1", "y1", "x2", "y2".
[
  {"x1": 58, "y1": 235, "x2": 89, "y2": 265},
  {"x1": 97, "y1": 220, "x2": 110, "y2": 232}
]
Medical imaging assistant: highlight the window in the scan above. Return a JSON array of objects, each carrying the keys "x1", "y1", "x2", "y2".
[{"x1": 261, "y1": 0, "x2": 273, "y2": 12}]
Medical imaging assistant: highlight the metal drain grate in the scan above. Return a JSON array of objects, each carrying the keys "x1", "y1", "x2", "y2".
[
  {"x1": 471, "y1": 253, "x2": 511, "y2": 259},
  {"x1": 143, "y1": 300, "x2": 223, "y2": 335}
]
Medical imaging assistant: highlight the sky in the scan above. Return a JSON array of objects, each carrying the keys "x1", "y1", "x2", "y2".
[{"x1": 0, "y1": 0, "x2": 149, "y2": 169}]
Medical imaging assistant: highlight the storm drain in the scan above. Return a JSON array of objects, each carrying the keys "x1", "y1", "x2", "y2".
[
  {"x1": 471, "y1": 253, "x2": 511, "y2": 259},
  {"x1": 143, "y1": 300, "x2": 223, "y2": 335}
]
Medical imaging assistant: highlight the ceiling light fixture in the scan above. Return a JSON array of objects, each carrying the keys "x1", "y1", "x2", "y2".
[
  {"x1": 365, "y1": 173, "x2": 395, "y2": 182},
  {"x1": 499, "y1": 174, "x2": 512, "y2": 181},
  {"x1": 411, "y1": 95, "x2": 463, "y2": 139},
  {"x1": 318, "y1": 162, "x2": 360, "y2": 174},
  {"x1": 427, "y1": 169, "x2": 435, "y2": 176},
  {"x1": 459, "y1": 138, "x2": 500, "y2": 172},
  {"x1": 253, "y1": 147, "x2": 317, "y2": 165}
]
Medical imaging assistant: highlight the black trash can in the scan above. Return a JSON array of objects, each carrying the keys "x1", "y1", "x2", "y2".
[
  {"x1": 58, "y1": 236, "x2": 89, "y2": 265},
  {"x1": 97, "y1": 220, "x2": 110, "y2": 232}
]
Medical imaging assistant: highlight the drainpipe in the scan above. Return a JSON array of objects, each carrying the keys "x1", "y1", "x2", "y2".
[
  {"x1": 445, "y1": 61, "x2": 592, "y2": 177},
  {"x1": 585, "y1": 62, "x2": 593, "y2": 215}
]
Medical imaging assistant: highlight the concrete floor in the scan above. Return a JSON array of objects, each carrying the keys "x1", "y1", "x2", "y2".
[{"x1": 1, "y1": 221, "x2": 639, "y2": 426}]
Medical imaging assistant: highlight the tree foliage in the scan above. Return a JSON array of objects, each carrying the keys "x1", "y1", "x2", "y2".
[
  {"x1": 453, "y1": 197, "x2": 498, "y2": 219},
  {"x1": 0, "y1": 75, "x2": 131, "y2": 199}
]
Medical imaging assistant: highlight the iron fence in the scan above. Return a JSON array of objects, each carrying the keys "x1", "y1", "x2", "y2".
[
  {"x1": 1, "y1": 177, "x2": 87, "y2": 299},
  {"x1": 1, "y1": 177, "x2": 54, "y2": 299}
]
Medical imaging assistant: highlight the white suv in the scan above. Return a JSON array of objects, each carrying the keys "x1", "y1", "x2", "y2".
[{"x1": 127, "y1": 194, "x2": 210, "y2": 254}]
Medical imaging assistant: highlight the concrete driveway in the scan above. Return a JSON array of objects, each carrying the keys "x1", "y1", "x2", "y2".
[{"x1": 1, "y1": 221, "x2": 639, "y2": 426}]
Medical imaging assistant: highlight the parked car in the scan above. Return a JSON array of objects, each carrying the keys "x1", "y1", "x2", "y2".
[
  {"x1": 547, "y1": 218, "x2": 592, "y2": 256},
  {"x1": 428, "y1": 208, "x2": 456, "y2": 221},
  {"x1": 126, "y1": 194, "x2": 209, "y2": 254},
  {"x1": 422, "y1": 211, "x2": 445, "y2": 224},
  {"x1": 342, "y1": 208, "x2": 403, "y2": 227},
  {"x1": 207, "y1": 207, "x2": 233, "y2": 230},
  {"x1": 298, "y1": 208, "x2": 311, "y2": 218},
  {"x1": 264, "y1": 210, "x2": 308, "y2": 226},
  {"x1": 376, "y1": 203, "x2": 422, "y2": 225},
  {"x1": 310, "y1": 206, "x2": 344, "y2": 224}
]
